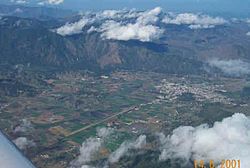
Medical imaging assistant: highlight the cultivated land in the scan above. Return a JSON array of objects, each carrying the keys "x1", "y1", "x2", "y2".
[{"x1": 1, "y1": 69, "x2": 250, "y2": 168}]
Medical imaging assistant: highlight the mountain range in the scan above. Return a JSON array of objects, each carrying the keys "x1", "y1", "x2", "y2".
[{"x1": 0, "y1": 5, "x2": 250, "y2": 76}]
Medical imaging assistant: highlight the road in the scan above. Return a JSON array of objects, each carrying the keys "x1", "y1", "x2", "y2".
[{"x1": 65, "y1": 106, "x2": 137, "y2": 137}]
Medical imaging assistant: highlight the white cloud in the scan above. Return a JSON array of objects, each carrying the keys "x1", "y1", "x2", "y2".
[
  {"x1": 46, "y1": 0, "x2": 63, "y2": 5},
  {"x1": 163, "y1": 13, "x2": 227, "y2": 29},
  {"x1": 109, "y1": 135, "x2": 146, "y2": 163},
  {"x1": 55, "y1": 8, "x2": 227, "y2": 40},
  {"x1": 14, "y1": 8, "x2": 24, "y2": 13},
  {"x1": 38, "y1": 0, "x2": 64, "y2": 5},
  {"x1": 132, "y1": 134, "x2": 147, "y2": 149},
  {"x1": 70, "y1": 127, "x2": 113, "y2": 168},
  {"x1": 137, "y1": 7, "x2": 162, "y2": 25},
  {"x1": 97, "y1": 9, "x2": 127, "y2": 20},
  {"x1": 69, "y1": 113, "x2": 250, "y2": 168},
  {"x1": 71, "y1": 131, "x2": 146, "y2": 167},
  {"x1": 97, "y1": 127, "x2": 114, "y2": 138},
  {"x1": 99, "y1": 7, "x2": 164, "y2": 42},
  {"x1": 246, "y1": 32, "x2": 250, "y2": 36},
  {"x1": 101, "y1": 10, "x2": 121, "y2": 19},
  {"x1": 13, "y1": 137, "x2": 35, "y2": 150},
  {"x1": 87, "y1": 26, "x2": 98, "y2": 34},
  {"x1": 55, "y1": 7, "x2": 164, "y2": 42},
  {"x1": 14, "y1": 119, "x2": 33, "y2": 133},
  {"x1": 96, "y1": 9, "x2": 138, "y2": 20},
  {"x1": 159, "y1": 113, "x2": 250, "y2": 168},
  {"x1": 246, "y1": 19, "x2": 250, "y2": 24},
  {"x1": 80, "y1": 165, "x2": 95, "y2": 168},
  {"x1": 208, "y1": 59, "x2": 250, "y2": 76},
  {"x1": 10, "y1": 0, "x2": 28, "y2": 4},
  {"x1": 71, "y1": 128, "x2": 146, "y2": 167},
  {"x1": 100, "y1": 20, "x2": 163, "y2": 42},
  {"x1": 56, "y1": 17, "x2": 93, "y2": 36},
  {"x1": 108, "y1": 141, "x2": 130, "y2": 163},
  {"x1": 75, "y1": 138, "x2": 102, "y2": 165},
  {"x1": 11, "y1": 0, "x2": 64, "y2": 5}
]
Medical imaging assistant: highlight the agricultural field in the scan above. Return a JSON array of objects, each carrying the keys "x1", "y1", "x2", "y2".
[{"x1": 1, "y1": 69, "x2": 250, "y2": 168}]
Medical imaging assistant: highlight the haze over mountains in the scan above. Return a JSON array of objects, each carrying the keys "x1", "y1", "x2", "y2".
[
  {"x1": 0, "y1": 4, "x2": 74, "y2": 19},
  {"x1": 0, "y1": 5, "x2": 250, "y2": 77},
  {"x1": 1, "y1": 4, "x2": 250, "y2": 168}
]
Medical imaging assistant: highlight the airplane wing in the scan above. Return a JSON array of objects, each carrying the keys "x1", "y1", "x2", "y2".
[{"x1": 0, "y1": 130, "x2": 36, "y2": 168}]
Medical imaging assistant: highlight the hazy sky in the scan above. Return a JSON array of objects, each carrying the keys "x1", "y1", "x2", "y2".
[{"x1": 2, "y1": 0, "x2": 250, "y2": 17}]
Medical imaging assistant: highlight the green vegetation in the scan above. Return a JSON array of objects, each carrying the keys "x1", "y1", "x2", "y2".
[{"x1": 1, "y1": 70, "x2": 250, "y2": 168}]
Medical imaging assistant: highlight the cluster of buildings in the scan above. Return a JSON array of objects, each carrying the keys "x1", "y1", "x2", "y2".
[{"x1": 155, "y1": 79, "x2": 233, "y2": 104}]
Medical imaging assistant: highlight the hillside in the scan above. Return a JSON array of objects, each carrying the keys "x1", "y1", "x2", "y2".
[{"x1": 0, "y1": 8, "x2": 250, "y2": 76}]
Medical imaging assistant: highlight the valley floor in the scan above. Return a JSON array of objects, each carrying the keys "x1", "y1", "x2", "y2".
[{"x1": 1, "y1": 70, "x2": 250, "y2": 168}]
